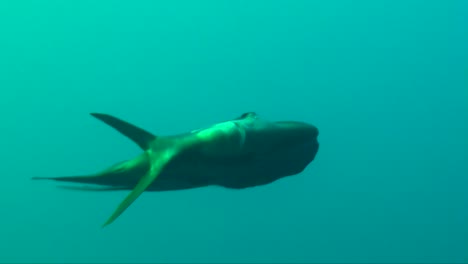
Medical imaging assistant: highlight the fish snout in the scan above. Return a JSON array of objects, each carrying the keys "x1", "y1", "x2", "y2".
[{"x1": 276, "y1": 121, "x2": 319, "y2": 140}]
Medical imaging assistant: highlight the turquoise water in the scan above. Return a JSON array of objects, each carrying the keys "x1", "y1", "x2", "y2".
[{"x1": 1, "y1": 0, "x2": 467, "y2": 263}]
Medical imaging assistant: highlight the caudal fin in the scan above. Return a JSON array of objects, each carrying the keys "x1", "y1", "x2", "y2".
[
  {"x1": 101, "y1": 147, "x2": 177, "y2": 227},
  {"x1": 90, "y1": 113, "x2": 156, "y2": 150},
  {"x1": 35, "y1": 113, "x2": 173, "y2": 227}
]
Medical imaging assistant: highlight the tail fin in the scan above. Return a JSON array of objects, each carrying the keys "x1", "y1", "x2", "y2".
[
  {"x1": 101, "y1": 148, "x2": 175, "y2": 227},
  {"x1": 90, "y1": 113, "x2": 156, "y2": 150}
]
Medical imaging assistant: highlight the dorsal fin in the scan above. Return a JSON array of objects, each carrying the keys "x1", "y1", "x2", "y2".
[{"x1": 90, "y1": 113, "x2": 156, "y2": 150}]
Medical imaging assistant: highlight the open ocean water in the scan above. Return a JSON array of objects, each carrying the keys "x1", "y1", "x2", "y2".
[{"x1": 0, "y1": 0, "x2": 467, "y2": 263}]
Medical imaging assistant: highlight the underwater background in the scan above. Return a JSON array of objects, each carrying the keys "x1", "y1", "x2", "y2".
[{"x1": 0, "y1": 0, "x2": 467, "y2": 263}]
